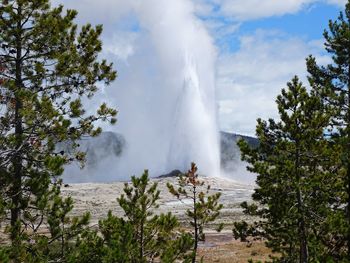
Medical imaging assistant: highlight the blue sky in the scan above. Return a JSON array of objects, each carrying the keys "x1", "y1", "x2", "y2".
[{"x1": 216, "y1": 3, "x2": 342, "y2": 52}]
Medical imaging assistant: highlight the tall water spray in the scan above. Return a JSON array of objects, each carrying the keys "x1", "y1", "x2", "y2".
[
  {"x1": 167, "y1": 55, "x2": 221, "y2": 177},
  {"x1": 61, "y1": 0, "x2": 222, "y2": 182}
]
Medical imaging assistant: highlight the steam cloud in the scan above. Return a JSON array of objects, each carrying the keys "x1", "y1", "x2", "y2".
[{"x1": 59, "y1": 0, "x2": 224, "y2": 182}]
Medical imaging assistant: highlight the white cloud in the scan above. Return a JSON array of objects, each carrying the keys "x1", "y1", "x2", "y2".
[
  {"x1": 52, "y1": 0, "x2": 137, "y2": 24},
  {"x1": 103, "y1": 32, "x2": 139, "y2": 62},
  {"x1": 193, "y1": 0, "x2": 345, "y2": 21},
  {"x1": 217, "y1": 30, "x2": 331, "y2": 136},
  {"x1": 203, "y1": 19, "x2": 241, "y2": 40},
  {"x1": 326, "y1": 0, "x2": 347, "y2": 6},
  {"x1": 218, "y1": 0, "x2": 316, "y2": 20},
  {"x1": 193, "y1": 0, "x2": 216, "y2": 16}
]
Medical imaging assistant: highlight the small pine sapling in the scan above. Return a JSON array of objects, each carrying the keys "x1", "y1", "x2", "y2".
[{"x1": 167, "y1": 162, "x2": 223, "y2": 263}]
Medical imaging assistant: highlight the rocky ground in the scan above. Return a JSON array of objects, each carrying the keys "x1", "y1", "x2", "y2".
[{"x1": 60, "y1": 176, "x2": 273, "y2": 262}]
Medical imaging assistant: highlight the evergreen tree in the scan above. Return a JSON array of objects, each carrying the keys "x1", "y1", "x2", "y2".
[
  {"x1": 167, "y1": 163, "x2": 223, "y2": 263},
  {"x1": 118, "y1": 171, "x2": 161, "y2": 261},
  {"x1": 7, "y1": 180, "x2": 92, "y2": 262},
  {"x1": 118, "y1": 170, "x2": 193, "y2": 262},
  {"x1": 306, "y1": 0, "x2": 350, "y2": 258},
  {"x1": 0, "y1": 0, "x2": 117, "y2": 260},
  {"x1": 45, "y1": 181, "x2": 91, "y2": 261},
  {"x1": 234, "y1": 77, "x2": 339, "y2": 262},
  {"x1": 68, "y1": 212, "x2": 137, "y2": 263},
  {"x1": 70, "y1": 170, "x2": 193, "y2": 263}
]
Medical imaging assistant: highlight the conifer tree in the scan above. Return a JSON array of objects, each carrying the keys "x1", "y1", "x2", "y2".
[
  {"x1": 69, "y1": 211, "x2": 137, "y2": 263},
  {"x1": 118, "y1": 170, "x2": 193, "y2": 262},
  {"x1": 234, "y1": 77, "x2": 339, "y2": 262},
  {"x1": 0, "y1": 0, "x2": 117, "y2": 259},
  {"x1": 306, "y1": 0, "x2": 350, "y2": 258},
  {"x1": 167, "y1": 163, "x2": 223, "y2": 263},
  {"x1": 118, "y1": 170, "x2": 163, "y2": 261},
  {"x1": 46, "y1": 182, "x2": 91, "y2": 260},
  {"x1": 69, "y1": 171, "x2": 193, "y2": 263}
]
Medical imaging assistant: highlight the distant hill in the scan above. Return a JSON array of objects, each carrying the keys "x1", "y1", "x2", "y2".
[
  {"x1": 220, "y1": 131, "x2": 258, "y2": 173},
  {"x1": 220, "y1": 131, "x2": 259, "y2": 148},
  {"x1": 73, "y1": 131, "x2": 258, "y2": 170},
  {"x1": 158, "y1": 132, "x2": 258, "y2": 178},
  {"x1": 61, "y1": 131, "x2": 258, "y2": 179},
  {"x1": 58, "y1": 132, "x2": 126, "y2": 168}
]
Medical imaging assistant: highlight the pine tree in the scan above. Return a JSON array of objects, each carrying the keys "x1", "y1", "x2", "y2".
[
  {"x1": 68, "y1": 171, "x2": 194, "y2": 263},
  {"x1": 69, "y1": 211, "x2": 137, "y2": 263},
  {"x1": 167, "y1": 163, "x2": 223, "y2": 263},
  {"x1": 117, "y1": 170, "x2": 161, "y2": 261},
  {"x1": 7, "y1": 180, "x2": 92, "y2": 262},
  {"x1": 306, "y1": 0, "x2": 350, "y2": 258},
  {"x1": 118, "y1": 170, "x2": 193, "y2": 262},
  {"x1": 234, "y1": 77, "x2": 338, "y2": 262},
  {"x1": 0, "y1": 0, "x2": 117, "y2": 259},
  {"x1": 46, "y1": 182, "x2": 91, "y2": 261}
]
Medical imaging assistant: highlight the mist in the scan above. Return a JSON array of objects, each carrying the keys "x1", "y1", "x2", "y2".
[{"x1": 57, "y1": 0, "x2": 247, "y2": 183}]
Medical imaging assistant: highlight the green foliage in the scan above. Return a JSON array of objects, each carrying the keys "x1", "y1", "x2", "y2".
[
  {"x1": 118, "y1": 170, "x2": 193, "y2": 262},
  {"x1": 117, "y1": 170, "x2": 161, "y2": 260},
  {"x1": 306, "y1": 0, "x2": 350, "y2": 259},
  {"x1": 70, "y1": 171, "x2": 193, "y2": 263},
  {"x1": 0, "y1": 247, "x2": 9, "y2": 263},
  {"x1": 233, "y1": 219, "x2": 260, "y2": 243},
  {"x1": 167, "y1": 162, "x2": 223, "y2": 263},
  {"x1": 3, "y1": 181, "x2": 91, "y2": 262},
  {"x1": 235, "y1": 76, "x2": 340, "y2": 262},
  {"x1": 46, "y1": 181, "x2": 91, "y2": 260},
  {"x1": 98, "y1": 212, "x2": 137, "y2": 262},
  {"x1": 67, "y1": 230, "x2": 106, "y2": 263},
  {"x1": 232, "y1": 3, "x2": 350, "y2": 261},
  {"x1": 68, "y1": 213, "x2": 136, "y2": 263},
  {"x1": 160, "y1": 232, "x2": 194, "y2": 263},
  {"x1": 0, "y1": 0, "x2": 117, "y2": 261}
]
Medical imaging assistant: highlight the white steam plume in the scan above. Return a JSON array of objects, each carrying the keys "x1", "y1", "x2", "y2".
[{"x1": 59, "y1": 0, "x2": 221, "y2": 181}]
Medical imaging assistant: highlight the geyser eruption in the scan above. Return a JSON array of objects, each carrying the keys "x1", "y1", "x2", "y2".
[
  {"x1": 60, "y1": 0, "x2": 222, "y2": 182},
  {"x1": 168, "y1": 55, "x2": 221, "y2": 177}
]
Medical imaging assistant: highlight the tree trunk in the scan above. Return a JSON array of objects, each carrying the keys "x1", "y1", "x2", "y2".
[
  {"x1": 10, "y1": 3, "x2": 23, "y2": 248},
  {"x1": 347, "y1": 160, "x2": 350, "y2": 260},
  {"x1": 295, "y1": 142, "x2": 308, "y2": 263},
  {"x1": 140, "y1": 221, "x2": 144, "y2": 260},
  {"x1": 347, "y1": 61, "x2": 350, "y2": 260},
  {"x1": 297, "y1": 196, "x2": 308, "y2": 263},
  {"x1": 192, "y1": 185, "x2": 198, "y2": 263}
]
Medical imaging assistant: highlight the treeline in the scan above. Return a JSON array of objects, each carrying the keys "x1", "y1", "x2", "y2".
[{"x1": 233, "y1": 1, "x2": 350, "y2": 262}]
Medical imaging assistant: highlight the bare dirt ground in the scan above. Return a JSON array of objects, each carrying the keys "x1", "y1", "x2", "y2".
[{"x1": 60, "y1": 176, "x2": 273, "y2": 262}]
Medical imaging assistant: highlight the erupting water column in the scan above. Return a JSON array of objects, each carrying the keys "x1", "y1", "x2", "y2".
[
  {"x1": 167, "y1": 54, "x2": 221, "y2": 177},
  {"x1": 57, "y1": 0, "x2": 222, "y2": 182}
]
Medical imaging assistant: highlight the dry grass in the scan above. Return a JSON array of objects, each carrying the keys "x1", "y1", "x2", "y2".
[{"x1": 198, "y1": 233, "x2": 273, "y2": 263}]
